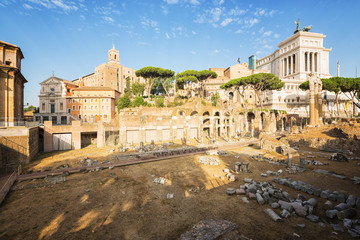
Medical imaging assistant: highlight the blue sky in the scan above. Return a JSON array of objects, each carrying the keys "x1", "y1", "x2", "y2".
[{"x1": 1, "y1": 0, "x2": 360, "y2": 106}]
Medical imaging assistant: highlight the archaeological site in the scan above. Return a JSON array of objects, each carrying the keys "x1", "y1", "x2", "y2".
[{"x1": 1, "y1": 2, "x2": 360, "y2": 239}]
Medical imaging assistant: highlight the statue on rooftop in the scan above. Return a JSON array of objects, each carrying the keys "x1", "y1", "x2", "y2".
[
  {"x1": 294, "y1": 18, "x2": 312, "y2": 34},
  {"x1": 294, "y1": 18, "x2": 301, "y2": 34},
  {"x1": 303, "y1": 25, "x2": 312, "y2": 32}
]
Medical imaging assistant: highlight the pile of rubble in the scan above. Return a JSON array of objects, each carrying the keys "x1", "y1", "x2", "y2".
[
  {"x1": 312, "y1": 169, "x2": 347, "y2": 180},
  {"x1": 274, "y1": 177, "x2": 360, "y2": 208},
  {"x1": 329, "y1": 153, "x2": 349, "y2": 162},
  {"x1": 226, "y1": 177, "x2": 360, "y2": 237},
  {"x1": 198, "y1": 156, "x2": 220, "y2": 166},
  {"x1": 260, "y1": 170, "x2": 283, "y2": 177},
  {"x1": 180, "y1": 219, "x2": 243, "y2": 240},
  {"x1": 305, "y1": 160, "x2": 329, "y2": 166},
  {"x1": 255, "y1": 154, "x2": 306, "y2": 174},
  {"x1": 80, "y1": 157, "x2": 98, "y2": 166}
]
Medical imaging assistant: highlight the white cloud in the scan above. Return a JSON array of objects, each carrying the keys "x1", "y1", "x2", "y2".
[
  {"x1": 118, "y1": 24, "x2": 134, "y2": 29},
  {"x1": 165, "y1": 33, "x2": 171, "y2": 39},
  {"x1": 235, "y1": 29, "x2": 243, "y2": 34},
  {"x1": 268, "y1": 10, "x2": 277, "y2": 16},
  {"x1": 103, "y1": 16, "x2": 114, "y2": 23},
  {"x1": 163, "y1": 0, "x2": 179, "y2": 4},
  {"x1": 214, "y1": 0, "x2": 225, "y2": 5},
  {"x1": 221, "y1": 18, "x2": 232, "y2": 27},
  {"x1": 213, "y1": 49, "x2": 231, "y2": 54},
  {"x1": 255, "y1": 8, "x2": 278, "y2": 17},
  {"x1": 188, "y1": 0, "x2": 200, "y2": 5},
  {"x1": 52, "y1": 0, "x2": 78, "y2": 12},
  {"x1": 195, "y1": 7, "x2": 223, "y2": 24},
  {"x1": 245, "y1": 18, "x2": 259, "y2": 28},
  {"x1": 161, "y1": 5, "x2": 168, "y2": 15},
  {"x1": 189, "y1": 50, "x2": 196, "y2": 54},
  {"x1": 263, "y1": 30, "x2": 272, "y2": 37},
  {"x1": 259, "y1": 27, "x2": 264, "y2": 33},
  {"x1": 106, "y1": 33, "x2": 120, "y2": 37},
  {"x1": 210, "y1": 7, "x2": 222, "y2": 22},
  {"x1": 264, "y1": 44, "x2": 272, "y2": 49},
  {"x1": 80, "y1": 14, "x2": 85, "y2": 20},
  {"x1": 26, "y1": 0, "x2": 79, "y2": 12},
  {"x1": 141, "y1": 17, "x2": 158, "y2": 28},
  {"x1": 274, "y1": 33, "x2": 280, "y2": 38},
  {"x1": 192, "y1": 30, "x2": 196, "y2": 35},
  {"x1": 27, "y1": 0, "x2": 52, "y2": 9},
  {"x1": 228, "y1": 7, "x2": 246, "y2": 16},
  {"x1": 23, "y1": 3, "x2": 33, "y2": 9},
  {"x1": 94, "y1": 5, "x2": 121, "y2": 16}
]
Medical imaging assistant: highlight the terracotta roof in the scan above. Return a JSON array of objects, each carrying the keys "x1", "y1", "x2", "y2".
[{"x1": 62, "y1": 80, "x2": 78, "y2": 86}]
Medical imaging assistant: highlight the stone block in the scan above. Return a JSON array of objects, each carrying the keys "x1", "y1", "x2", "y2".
[
  {"x1": 248, "y1": 192, "x2": 256, "y2": 199},
  {"x1": 235, "y1": 188, "x2": 245, "y2": 195},
  {"x1": 278, "y1": 200, "x2": 293, "y2": 212},
  {"x1": 346, "y1": 195, "x2": 357, "y2": 207},
  {"x1": 271, "y1": 202, "x2": 280, "y2": 209},
  {"x1": 280, "y1": 209, "x2": 290, "y2": 218},
  {"x1": 323, "y1": 200, "x2": 333, "y2": 210},
  {"x1": 292, "y1": 203, "x2": 307, "y2": 217},
  {"x1": 337, "y1": 208, "x2": 357, "y2": 220},
  {"x1": 334, "y1": 203, "x2": 349, "y2": 211},
  {"x1": 306, "y1": 214, "x2": 320, "y2": 223},
  {"x1": 325, "y1": 209, "x2": 338, "y2": 219},
  {"x1": 320, "y1": 190, "x2": 331, "y2": 199}
]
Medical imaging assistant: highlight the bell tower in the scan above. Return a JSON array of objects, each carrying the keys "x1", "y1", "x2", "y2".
[{"x1": 108, "y1": 44, "x2": 119, "y2": 64}]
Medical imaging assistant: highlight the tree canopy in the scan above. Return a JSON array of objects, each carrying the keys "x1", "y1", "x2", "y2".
[
  {"x1": 299, "y1": 77, "x2": 360, "y2": 115},
  {"x1": 131, "y1": 82, "x2": 145, "y2": 96},
  {"x1": 24, "y1": 105, "x2": 37, "y2": 112},
  {"x1": 220, "y1": 73, "x2": 284, "y2": 109},
  {"x1": 135, "y1": 66, "x2": 175, "y2": 97},
  {"x1": 176, "y1": 69, "x2": 217, "y2": 96}
]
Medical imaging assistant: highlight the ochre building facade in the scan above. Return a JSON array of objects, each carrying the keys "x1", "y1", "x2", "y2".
[{"x1": 0, "y1": 40, "x2": 27, "y2": 127}]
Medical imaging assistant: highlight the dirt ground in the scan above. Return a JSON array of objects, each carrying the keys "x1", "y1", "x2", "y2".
[{"x1": 0, "y1": 124, "x2": 360, "y2": 240}]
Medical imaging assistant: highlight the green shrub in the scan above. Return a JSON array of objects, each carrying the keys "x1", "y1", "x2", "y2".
[
  {"x1": 211, "y1": 92, "x2": 220, "y2": 106},
  {"x1": 201, "y1": 100, "x2": 207, "y2": 106},
  {"x1": 132, "y1": 96, "x2": 147, "y2": 107},
  {"x1": 155, "y1": 97, "x2": 164, "y2": 108},
  {"x1": 117, "y1": 94, "x2": 131, "y2": 110}
]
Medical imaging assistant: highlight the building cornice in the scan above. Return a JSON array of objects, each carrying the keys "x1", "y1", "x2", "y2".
[{"x1": 277, "y1": 32, "x2": 326, "y2": 48}]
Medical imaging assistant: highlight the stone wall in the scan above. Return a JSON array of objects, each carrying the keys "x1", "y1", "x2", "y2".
[
  {"x1": 43, "y1": 121, "x2": 98, "y2": 152},
  {"x1": 0, "y1": 126, "x2": 39, "y2": 173}
]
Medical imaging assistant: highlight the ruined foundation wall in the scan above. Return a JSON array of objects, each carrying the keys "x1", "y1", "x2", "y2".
[
  {"x1": 0, "y1": 127, "x2": 39, "y2": 172},
  {"x1": 118, "y1": 114, "x2": 201, "y2": 145}
]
